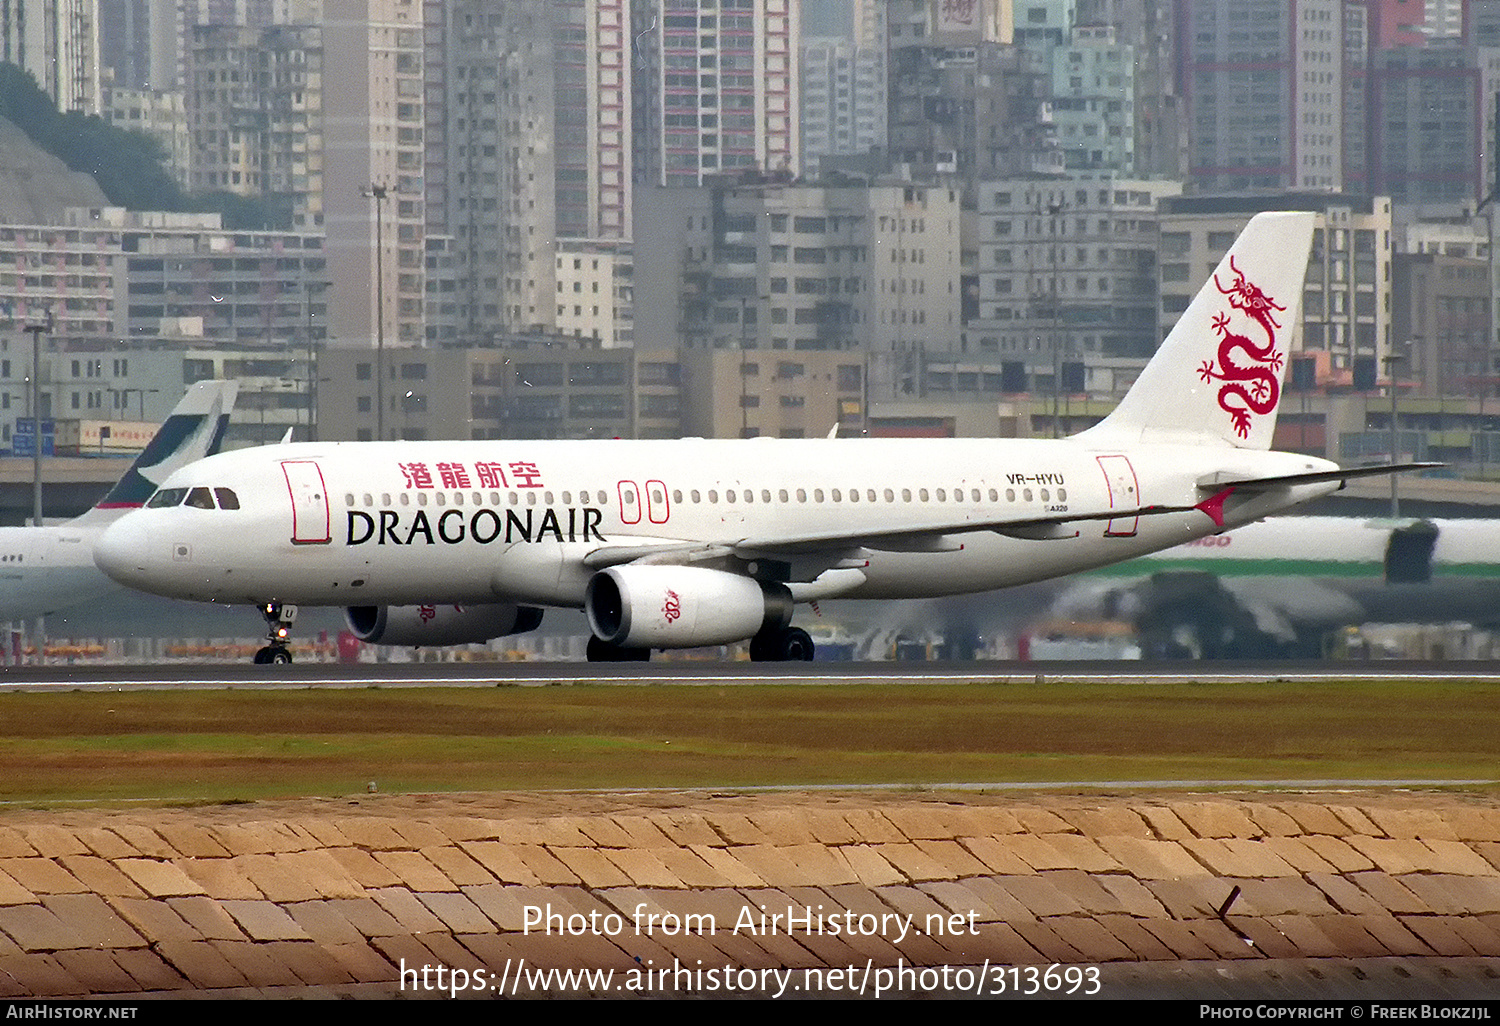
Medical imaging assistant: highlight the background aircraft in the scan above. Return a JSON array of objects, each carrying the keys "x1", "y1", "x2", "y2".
[
  {"x1": 1037, "y1": 515, "x2": 1500, "y2": 659},
  {"x1": 0, "y1": 380, "x2": 236, "y2": 621}
]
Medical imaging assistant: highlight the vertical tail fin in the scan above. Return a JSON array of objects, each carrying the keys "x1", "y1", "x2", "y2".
[
  {"x1": 1079, "y1": 210, "x2": 1316, "y2": 449},
  {"x1": 71, "y1": 380, "x2": 238, "y2": 525}
]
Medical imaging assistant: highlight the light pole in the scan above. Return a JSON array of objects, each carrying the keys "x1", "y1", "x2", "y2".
[
  {"x1": 1384, "y1": 350, "x2": 1405, "y2": 518},
  {"x1": 24, "y1": 311, "x2": 51, "y2": 526},
  {"x1": 1046, "y1": 200, "x2": 1065, "y2": 439},
  {"x1": 739, "y1": 296, "x2": 751, "y2": 438},
  {"x1": 305, "y1": 282, "x2": 318, "y2": 442},
  {"x1": 363, "y1": 183, "x2": 389, "y2": 440}
]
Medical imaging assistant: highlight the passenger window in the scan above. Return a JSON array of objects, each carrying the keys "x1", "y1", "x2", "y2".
[
  {"x1": 185, "y1": 487, "x2": 214, "y2": 509},
  {"x1": 214, "y1": 488, "x2": 240, "y2": 510}
]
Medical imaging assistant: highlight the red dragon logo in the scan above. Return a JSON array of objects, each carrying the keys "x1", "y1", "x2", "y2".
[
  {"x1": 662, "y1": 590, "x2": 681, "y2": 624},
  {"x1": 1197, "y1": 255, "x2": 1286, "y2": 439}
]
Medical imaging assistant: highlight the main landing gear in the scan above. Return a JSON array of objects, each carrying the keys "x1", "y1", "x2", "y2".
[
  {"x1": 253, "y1": 602, "x2": 298, "y2": 664},
  {"x1": 585, "y1": 636, "x2": 651, "y2": 662},
  {"x1": 749, "y1": 625, "x2": 815, "y2": 662},
  {"x1": 583, "y1": 626, "x2": 816, "y2": 662}
]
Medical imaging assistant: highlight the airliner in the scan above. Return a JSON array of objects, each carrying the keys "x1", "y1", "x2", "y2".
[
  {"x1": 0, "y1": 380, "x2": 237, "y2": 621},
  {"x1": 1046, "y1": 515, "x2": 1500, "y2": 659},
  {"x1": 93, "y1": 212, "x2": 1431, "y2": 663}
]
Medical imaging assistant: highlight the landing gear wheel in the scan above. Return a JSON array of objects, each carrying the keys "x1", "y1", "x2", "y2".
[
  {"x1": 749, "y1": 626, "x2": 816, "y2": 662},
  {"x1": 586, "y1": 636, "x2": 651, "y2": 662},
  {"x1": 254, "y1": 602, "x2": 299, "y2": 666}
]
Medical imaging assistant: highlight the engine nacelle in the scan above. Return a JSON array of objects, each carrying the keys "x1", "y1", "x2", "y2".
[
  {"x1": 345, "y1": 603, "x2": 544, "y2": 647},
  {"x1": 585, "y1": 565, "x2": 791, "y2": 649}
]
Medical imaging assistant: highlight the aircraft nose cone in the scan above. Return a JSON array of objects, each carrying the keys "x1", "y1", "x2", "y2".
[{"x1": 94, "y1": 516, "x2": 151, "y2": 586}]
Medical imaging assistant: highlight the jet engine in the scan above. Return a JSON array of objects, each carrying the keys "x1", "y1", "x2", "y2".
[
  {"x1": 585, "y1": 565, "x2": 792, "y2": 649},
  {"x1": 345, "y1": 603, "x2": 544, "y2": 646}
]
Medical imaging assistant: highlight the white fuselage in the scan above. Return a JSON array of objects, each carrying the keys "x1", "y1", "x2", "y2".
[
  {"x1": 94, "y1": 437, "x2": 1341, "y2": 610},
  {"x1": 0, "y1": 524, "x2": 118, "y2": 620}
]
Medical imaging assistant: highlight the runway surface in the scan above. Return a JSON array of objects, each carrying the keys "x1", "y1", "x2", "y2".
[{"x1": 4, "y1": 658, "x2": 1500, "y2": 691}]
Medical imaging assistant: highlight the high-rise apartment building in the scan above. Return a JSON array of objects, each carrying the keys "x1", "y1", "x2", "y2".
[
  {"x1": 1051, "y1": 24, "x2": 1134, "y2": 174},
  {"x1": 1, "y1": 0, "x2": 102, "y2": 113},
  {"x1": 632, "y1": 0, "x2": 800, "y2": 187},
  {"x1": 1077, "y1": 0, "x2": 1184, "y2": 180},
  {"x1": 99, "y1": 0, "x2": 175, "y2": 90},
  {"x1": 322, "y1": 0, "x2": 426, "y2": 369},
  {"x1": 887, "y1": 0, "x2": 1059, "y2": 182},
  {"x1": 1181, "y1": 0, "x2": 1344, "y2": 192},
  {"x1": 799, "y1": 0, "x2": 887, "y2": 177},
  {"x1": 427, "y1": 1, "x2": 632, "y2": 345},
  {"x1": 100, "y1": 83, "x2": 191, "y2": 188},
  {"x1": 967, "y1": 176, "x2": 1181, "y2": 395},
  {"x1": 184, "y1": 23, "x2": 324, "y2": 229},
  {"x1": 1158, "y1": 195, "x2": 1393, "y2": 389},
  {"x1": 634, "y1": 178, "x2": 962, "y2": 356},
  {"x1": 1369, "y1": 42, "x2": 1481, "y2": 207}
]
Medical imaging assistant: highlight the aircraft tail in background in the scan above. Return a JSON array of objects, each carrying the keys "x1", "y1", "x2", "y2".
[{"x1": 71, "y1": 380, "x2": 238, "y2": 525}]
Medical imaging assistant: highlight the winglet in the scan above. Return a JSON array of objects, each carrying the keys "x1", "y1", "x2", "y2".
[{"x1": 1194, "y1": 486, "x2": 1236, "y2": 529}]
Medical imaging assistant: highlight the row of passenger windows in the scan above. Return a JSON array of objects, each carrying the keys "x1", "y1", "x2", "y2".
[
  {"x1": 342, "y1": 486, "x2": 1066, "y2": 508},
  {"x1": 147, "y1": 487, "x2": 241, "y2": 510}
]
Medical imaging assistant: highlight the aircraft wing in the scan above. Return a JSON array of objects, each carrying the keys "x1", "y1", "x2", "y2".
[
  {"x1": 582, "y1": 499, "x2": 1203, "y2": 572},
  {"x1": 583, "y1": 461, "x2": 1440, "y2": 574}
]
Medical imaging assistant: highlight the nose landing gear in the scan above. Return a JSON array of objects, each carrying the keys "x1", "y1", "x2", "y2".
[{"x1": 253, "y1": 602, "x2": 298, "y2": 664}]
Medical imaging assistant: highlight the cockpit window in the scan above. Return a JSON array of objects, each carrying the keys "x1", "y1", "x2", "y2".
[
  {"x1": 146, "y1": 488, "x2": 188, "y2": 508},
  {"x1": 146, "y1": 486, "x2": 240, "y2": 510}
]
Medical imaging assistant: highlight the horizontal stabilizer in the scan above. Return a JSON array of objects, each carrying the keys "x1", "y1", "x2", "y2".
[{"x1": 1203, "y1": 462, "x2": 1444, "y2": 491}]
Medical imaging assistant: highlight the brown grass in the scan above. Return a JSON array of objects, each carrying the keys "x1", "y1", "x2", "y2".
[{"x1": 0, "y1": 681, "x2": 1494, "y2": 804}]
